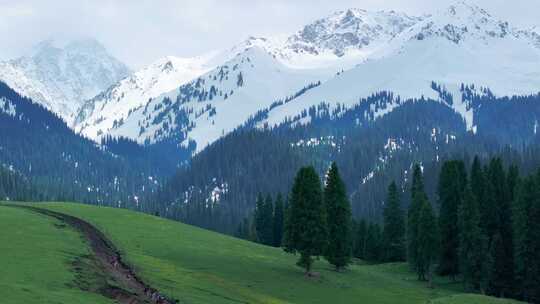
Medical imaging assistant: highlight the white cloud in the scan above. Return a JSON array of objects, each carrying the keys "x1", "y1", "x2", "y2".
[{"x1": 0, "y1": 0, "x2": 538, "y2": 68}]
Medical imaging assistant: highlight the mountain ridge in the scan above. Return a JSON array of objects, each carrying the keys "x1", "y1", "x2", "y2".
[{"x1": 74, "y1": 1, "x2": 540, "y2": 153}]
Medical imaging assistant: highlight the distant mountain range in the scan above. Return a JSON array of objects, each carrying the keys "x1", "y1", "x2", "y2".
[
  {"x1": 74, "y1": 1, "x2": 540, "y2": 153},
  {"x1": 2, "y1": 0, "x2": 540, "y2": 234}
]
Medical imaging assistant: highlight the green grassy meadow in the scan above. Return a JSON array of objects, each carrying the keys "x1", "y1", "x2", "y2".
[
  {"x1": 0, "y1": 202, "x2": 513, "y2": 304},
  {"x1": 0, "y1": 205, "x2": 114, "y2": 304}
]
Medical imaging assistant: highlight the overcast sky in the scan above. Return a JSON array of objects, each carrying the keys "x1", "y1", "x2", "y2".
[{"x1": 1, "y1": 0, "x2": 538, "y2": 69}]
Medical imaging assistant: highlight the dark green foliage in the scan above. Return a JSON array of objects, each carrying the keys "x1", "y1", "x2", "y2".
[
  {"x1": 408, "y1": 164, "x2": 426, "y2": 271},
  {"x1": 283, "y1": 166, "x2": 327, "y2": 273},
  {"x1": 235, "y1": 217, "x2": 251, "y2": 240},
  {"x1": 323, "y1": 163, "x2": 353, "y2": 270},
  {"x1": 486, "y1": 158, "x2": 515, "y2": 297},
  {"x1": 0, "y1": 81, "x2": 174, "y2": 209},
  {"x1": 513, "y1": 175, "x2": 540, "y2": 302},
  {"x1": 365, "y1": 222, "x2": 383, "y2": 262},
  {"x1": 416, "y1": 199, "x2": 438, "y2": 283},
  {"x1": 416, "y1": 200, "x2": 438, "y2": 281},
  {"x1": 382, "y1": 181, "x2": 405, "y2": 262},
  {"x1": 353, "y1": 219, "x2": 368, "y2": 260},
  {"x1": 438, "y1": 161, "x2": 466, "y2": 277},
  {"x1": 0, "y1": 166, "x2": 35, "y2": 201},
  {"x1": 255, "y1": 194, "x2": 274, "y2": 246},
  {"x1": 273, "y1": 194, "x2": 285, "y2": 247},
  {"x1": 458, "y1": 185, "x2": 487, "y2": 291},
  {"x1": 470, "y1": 157, "x2": 484, "y2": 202}
]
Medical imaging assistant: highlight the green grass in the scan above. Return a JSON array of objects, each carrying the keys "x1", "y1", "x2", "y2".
[
  {"x1": 0, "y1": 205, "x2": 114, "y2": 304},
  {"x1": 429, "y1": 294, "x2": 523, "y2": 304},
  {"x1": 23, "y1": 202, "x2": 519, "y2": 304}
]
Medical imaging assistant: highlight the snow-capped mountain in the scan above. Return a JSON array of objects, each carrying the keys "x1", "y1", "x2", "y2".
[
  {"x1": 263, "y1": 1, "x2": 540, "y2": 132},
  {"x1": 274, "y1": 8, "x2": 423, "y2": 69},
  {"x1": 82, "y1": 46, "x2": 324, "y2": 149},
  {"x1": 75, "y1": 1, "x2": 540, "y2": 155},
  {"x1": 74, "y1": 55, "x2": 214, "y2": 136},
  {"x1": 75, "y1": 7, "x2": 423, "y2": 146},
  {"x1": 0, "y1": 39, "x2": 130, "y2": 123}
]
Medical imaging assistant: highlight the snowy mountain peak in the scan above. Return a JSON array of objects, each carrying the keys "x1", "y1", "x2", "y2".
[
  {"x1": 0, "y1": 39, "x2": 130, "y2": 123},
  {"x1": 445, "y1": 1, "x2": 489, "y2": 17},
  {"x1": 285, "y1": 8, "x2": 422, "y2": 57},
  {"x1": 406, "y1": 1, "x2": 512, "y2": 44}
]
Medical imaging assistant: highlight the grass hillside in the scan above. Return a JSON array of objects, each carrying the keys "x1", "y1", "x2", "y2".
[
  {"x1": 18, "y1": 202, "x2": 518, "y2": 304},
  {"x1": 0, "y1": 205, "x2": 114, "y2": 304}
]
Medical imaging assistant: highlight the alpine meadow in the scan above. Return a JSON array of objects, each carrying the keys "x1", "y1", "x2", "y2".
[{"x1": 1, "y1": 1, "x2": 540, "y2": 303}]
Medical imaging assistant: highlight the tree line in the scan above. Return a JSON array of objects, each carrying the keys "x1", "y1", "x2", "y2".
[{"x1": 242, "y1": 157, "x2": 540, "y2": 303}]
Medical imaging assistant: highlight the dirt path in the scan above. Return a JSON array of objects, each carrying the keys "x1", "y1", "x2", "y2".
[{"x1": 15, "y1": 206, "x2": 177, "y2": 304}]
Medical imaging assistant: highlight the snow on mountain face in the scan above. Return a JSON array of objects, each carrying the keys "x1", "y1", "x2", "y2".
[
  {"x1": 0, "y1": 39, "x2": 130, "y2": 123},
  {"x1": 76, "y1": 8, "x2": 422, "y2": 145},
  {"x1": 275, "y1": 9, "x2": 423, "y2": 68},
  {"x1": 74, "y1": 1, "x2": 540, "y2": 155},
  {"x1": 75, "y1": 55, "x2": 213, "y2": 136},
  {"x1": 96, "y1": 46, "x2": 324, "y2": 151},
  {"x1": 264, "y1": 1, "x2": 540, "y2": 132}
]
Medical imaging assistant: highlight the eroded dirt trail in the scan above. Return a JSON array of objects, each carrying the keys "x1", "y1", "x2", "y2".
[{"x1": 17, "y1": 206, "x2": 177, "y2": 304}]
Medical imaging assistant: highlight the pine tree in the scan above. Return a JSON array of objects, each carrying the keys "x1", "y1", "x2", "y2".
[
  {"x1": 324, "y1": 163, "x2": 353, "y2": 271},
  {"x1": 255, "y1": 193, "x2": 274, "y2": 246},
  {"x1": 408, "y1": 164, "x2": 426, "y2": 271},
  {"x1": 513, "y1": 175, "x2": 540, "y2": 302},
  {"x1": 458, "y1": 185, "x2": 487, "y2": 291},
  {"x1": 382, "y1": 181, "x2": 405, "y2": 262},
  {"x1": 417, "y1": 199, "x2": 438, "y2": 286},
  {"x1": 487, "y1": 158, "x2": 514, "y2": 297},
  {"x1": 273, "y1": 193, "x2": 285, "y2": 247},
  {"x1": 438, "y1": 161, "x2": 465, "y2": 278},
  {"x1": 283, "y1": 166, "x2": 327, "y2": 274},
  {"x1": 353, "y1": 219, "x2": 368, "y2": 259},
  {"x1": 470, "y1": 156, "x2": 485, "y2": 208},
  {"x1": 365, "y1": 222, "x2": 382, "y2": 262}
]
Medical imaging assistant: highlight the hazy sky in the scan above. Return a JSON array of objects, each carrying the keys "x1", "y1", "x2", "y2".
[{"x1": 1, "y1": 0, "x2": 538, "y2": 68}]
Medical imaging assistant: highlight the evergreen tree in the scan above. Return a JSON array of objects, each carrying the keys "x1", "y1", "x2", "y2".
[
  {"x1": 481, "y1": 167, "x2": 498, "y2": 243},
  {"x1": 255, "y1": 193, "x2": 274, "y2": 246},
  {"x1": 487, "y1": 158, "x2": 515, "y2": 297},
  {"x1": 458, "y1": 185, "x2": 487, "y2": 292},
  {"x1": 408, "y1": 164, "x2": 426, "y2": 271},
  {"x1": 273, "y1": 193, "x2": 285, "y2": 247},
  {"x1": 470, "y1": 156, "x2": 485, "y2": 209},
  {"x1": 365, "y1": 222, "x2": 382, "y2": 262},
  {"x1": 513, "y1": 175, "x2": 540, "y2": 302},
  {"x1": 353, "y1": 219, "x2": 368, "y2": 259},
  {"x1": 382, "y1": 181, "x2": 406, "y2": 262},
  {"x1": 324, "y1": 162, "x2": 353, "y2": 270},
  {"x1": 235, "y1": 217, "x2": 251, "y2": 240},
  {"x1": 283, "y1": 166, "x2": 327, "y2": 274},
  {"x1": 438, "y1": 161, "x2": 465, "y2": 278},
  {"x1": 417, "y1": 200, "x2": 438, "y2": 286}
]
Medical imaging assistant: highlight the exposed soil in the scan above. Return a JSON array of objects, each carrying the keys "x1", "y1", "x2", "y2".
[{"x1": 16, "y1": 206, "x2": 178, "y2": 304}]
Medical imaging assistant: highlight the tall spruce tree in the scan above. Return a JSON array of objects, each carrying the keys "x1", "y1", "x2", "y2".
[
  {"x1": 458, "y1": 185, "x2": 487, "y2": 292},
  {"x1": 470, "y1": 157, "x2": 485, "y2": 208},
  {"x1": 438, "y1": 161, "x2": 465, "y2": 278},
  {"x1": 324, "y1": 162, "x2": 353, "y2": 271},
  {"x1": 487, "y1": 158, "x2": 514, "y2": 297},
  {"x1": 383, "y1": 181, "x2": 406, "y2": 262},
  {"x1": 283, "y1": 166, "x2": 327, "y2": 274},
  {"x1": 353, "y1": 219, "x2": 368, "y2": 259},
  {"x1": 417, "y1": 199, "x2": 438, "y2": 285},
  {"x1": 365, "y1": 222, "x2": 382, "y2": 262},
  {"x1": 513, "y1": 175, "x2": 540, "y2": 302},
  {"x1": 255, "y1": 193, "x2": 274, "y2": 246},
  {"x1": 273, "y1": 194, "x2": 285, "y2": 247},
  {"x1": 408, "y1": 164, "x2": 426, "y2": 271}
]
